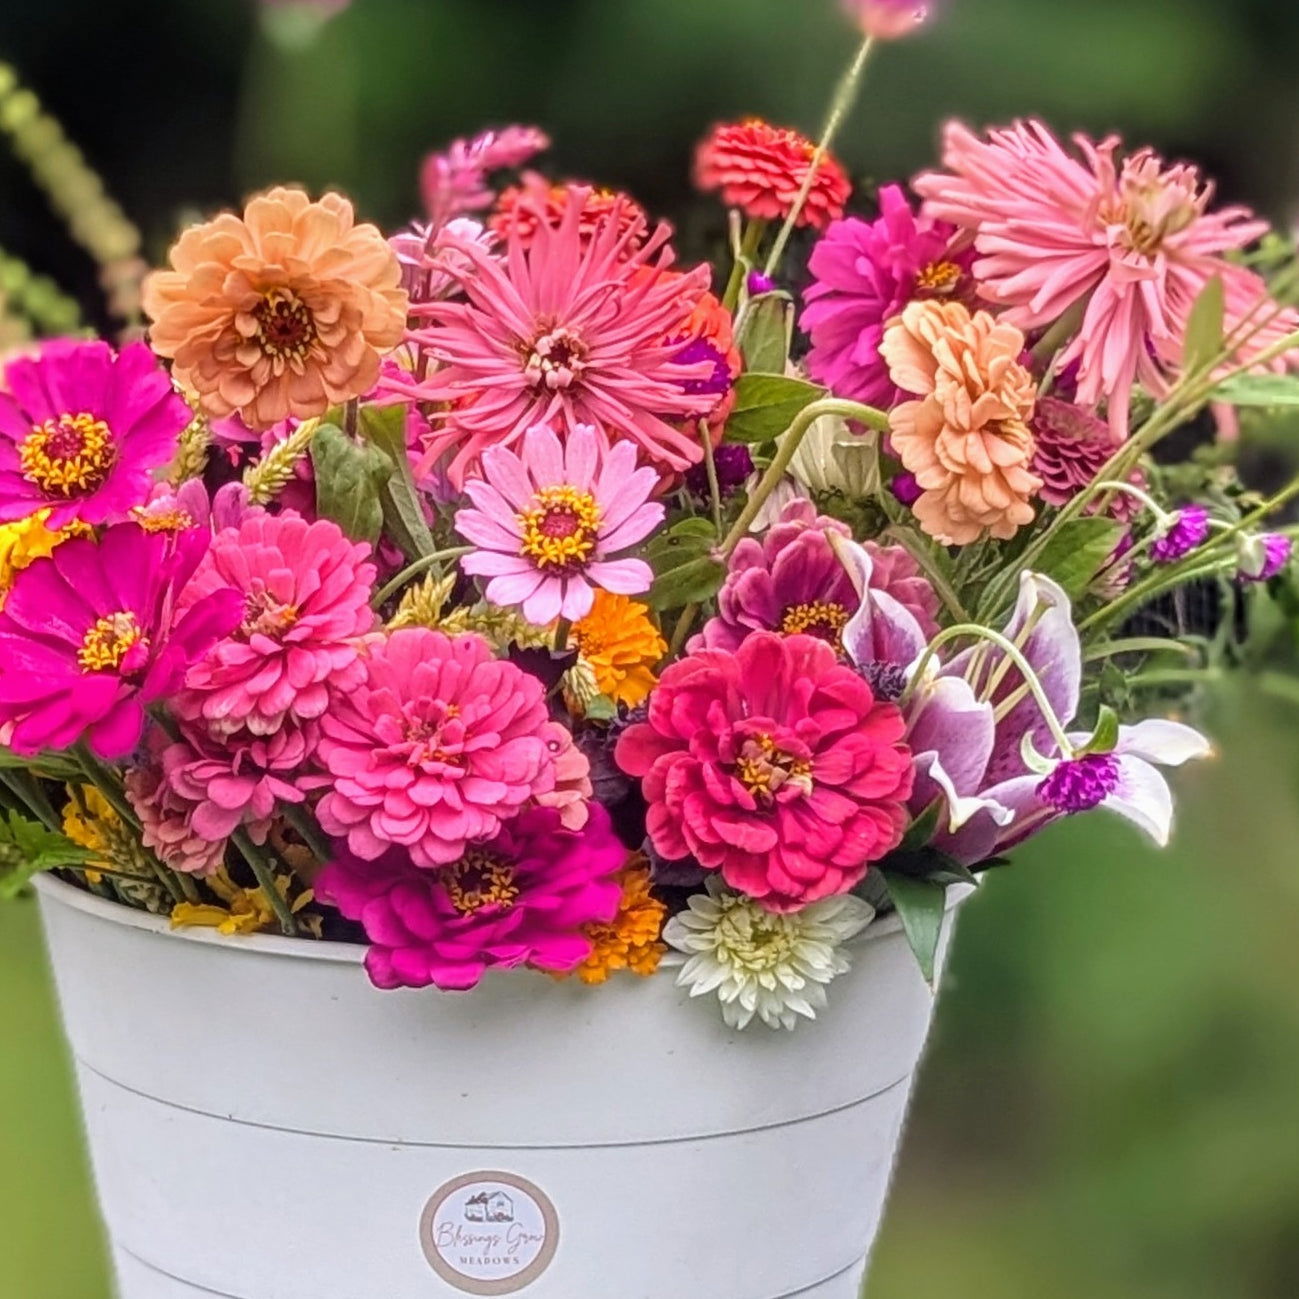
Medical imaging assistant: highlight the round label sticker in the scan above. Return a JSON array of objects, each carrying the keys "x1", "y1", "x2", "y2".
[{"x1": 420, "y1": 1171, "x2": 559, "y2": 1295}]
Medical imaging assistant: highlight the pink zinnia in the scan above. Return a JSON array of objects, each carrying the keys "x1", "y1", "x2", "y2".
[
  {"x1": 316, "y1": 629, "x2": 566, "y2": 868},
  {"x1": 385, "y1": 191, "x2": 722, "y2": 487},
  {"x1": 616, "y1": 632, "x2": 914, "y2": 912},
  {"x1": 317, "y1": 804, "x2": 626, "y2": 991},
  {"x1": 0, "y1": 524, "x2": 241, "y2": 758},
  {"x1": 842, "y1": 0, "x2": 936, "y2": 40},
  {"x1": 802, "y1": 185, "x2": 972, "y2": 410},
  {"x1": 0, "y1": 339, "x2": 191, "y2": 527},
  {"x1": 176, "y1": 512, "x2": 377, "y2": 739},
  {"x1": 694, "y1": 499, "x2": 939, "y2": 655},
  {"x1": 455, "y1": 423, "x2": 663, "y2": 626},
  {"x1": 420, "y1": 125, "x2": 552, "y2": 229},
  {"x1": 1031, "y1": 396, "x2": 1143, "y2": 522},
  {"x1": 914, "y1": 122, "x2": 1299, "y2": 436}
]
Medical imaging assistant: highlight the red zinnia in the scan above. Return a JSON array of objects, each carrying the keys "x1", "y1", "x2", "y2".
[{"x1": 490, "y1": 175, "x2": 651, "y2": 249}]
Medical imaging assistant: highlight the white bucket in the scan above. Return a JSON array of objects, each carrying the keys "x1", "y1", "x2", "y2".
[{"x1": 35, "y1": 873, "x2": 966, "y2": 1299}]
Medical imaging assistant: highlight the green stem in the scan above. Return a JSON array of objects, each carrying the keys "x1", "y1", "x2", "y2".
[
  {"x1": 668, "y1": 602, "x2": 701, "y2": 659},
  {"x1": 764, "y1": 36, "x2": 876, "y2": 278},
  {"x1": 1082, "y1": 638, "x2": 1201, "y2": 663},
  {"x1": 231, "y1": 829, "x2": 298, "y2": 937},
  {"x1": 699, "y1": 421, "x2": 723, "y2": 535},
  {"x1": 371, "y1": 546, "x2": 473, "y2": 609},
  {"x1": 722, "y1": 220, "x2": 768, "y2": 314},
  {"x1": 282, "y1": 801, "x2": 334, "y2": 866},
  {"x1": 0, "y1": 771, "x2": 60, "y2": 833},
  {"x1": 553, "y1": 617, "x2": 572, "y2": 654}
]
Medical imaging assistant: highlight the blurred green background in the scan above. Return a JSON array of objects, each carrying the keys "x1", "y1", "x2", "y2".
[{"x1": 3, "y1": 1, "x2": 1299, "y2": 1296}]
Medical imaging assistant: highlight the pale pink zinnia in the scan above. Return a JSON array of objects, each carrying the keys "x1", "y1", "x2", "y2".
[
  {"x1": 454, "y1": 423, "x2": 663, "y2": 626},
  {"x1": 914, "y1": 121, "x2": 1299, "y2": 437},
  {"x1": 385, "y1": 190, "x2": 723, "y2": 487}
]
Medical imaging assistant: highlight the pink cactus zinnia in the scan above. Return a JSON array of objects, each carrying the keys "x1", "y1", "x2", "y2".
[
  {"x1": 694, "y1": 499, "x2": 939, "y2": 657},
  {"x1": 385, "y1": 190, "x2": 723, "y2": 487},
  {"x1": 455, "y1": 422, "x2": 663, "y2": 626},
  {"x1": 0, "y1": 339, "x2": 191, "y2": 527},
  {"x1": 914, "y1": 122, "x2": 1299, "y2": 437},
  {"x1": 317, "y1": 804, "x2": 626, "y2": 991},
  {"x1": 176, "y1": 512, "x2": 377, "y2": 739},
  {"x1": 316, "y1": 629, "x2": 560, "y2": 868},
  {"x1": 0, "y1": 524, "x2": 241, "y2": 759},
  {"x1": 802, "y1": 187, "x2": 972, "y2": 410},
  {"x1": 616, "y1": 632, "x2": 914, "y2": 912},
  {"x1": 420, "y1": 125, "x2": 552, "y2": 229}
]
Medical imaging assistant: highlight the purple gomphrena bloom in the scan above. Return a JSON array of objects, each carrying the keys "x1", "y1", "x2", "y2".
[
  {"x1": 891, "y1": 472, "x2": 924, "y2": 507},
  {"x1": 1151, "y1": 506, "x2": 1211, "y2": 564},
  {"x1": 860, "y1": 660, "x2": 910, "y2": 703},
  {"x1": 1238, "y1": 533, "x2": 1293, "y2": 584},
  {"x1": 1037, "y1": 753, "x2": 1122, "y2": 815},
  {"x1": 747, "y1": 271, "x2": 778, "y2": 296},
  {"x1": 686, "y1": 443, "x2": 754, "y2": 500},
  {"x1": 673, "y1": 336, "x2": 734, "y2": 399}
]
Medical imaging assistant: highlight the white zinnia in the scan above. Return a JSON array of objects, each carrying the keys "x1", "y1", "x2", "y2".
[{"x1": 664, "y1": 877, "x2": 876, "y2": 1031}]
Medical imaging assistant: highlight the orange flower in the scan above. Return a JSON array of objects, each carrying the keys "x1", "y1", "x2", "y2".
[
  {"x1": 572, "y1": 591, "x2": 666, "y2": 709},
  {"x1": 568, "y1": 861, "x2": 667, "y2": 985},
  {"x1": 881, "y1": 300, "x2": 1041, "y2": 545},
  {"x1": 490, "y1": 174, "x2": 650, "y2": 247},
  {"x1": 143, "y1": 188, "x2": 408, "y2": 429}
]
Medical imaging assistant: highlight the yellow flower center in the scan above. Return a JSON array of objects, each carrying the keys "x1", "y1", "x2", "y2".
[
  {"x1": 20, "y1": 412, "x2": 117, "y2": 499},
  {"x1": 779, "y1": 600, "x2": 850, "y2": 648},
  {"x1": 734, "y1": 733, "x2": 813, "y2": 803},
  {"x1": 243, "y1": 587, "x2": 299, "y2": 638},
  {"x1": 254, "y1": 289, "x2": 318, "y2": 360},
  {"x1": 519, "y1": 486, "x2": 602, "y2": 573},
  {"x1": 916, "y1": 260, "x2": 964, "y2": 296},
  {"x1": 443, "y1": 850, "x2": 520, "y2": 916},
  {"x1": 132, "y1": 504, "x2": 196, "y2": 533},
  {"x1": 78, "y1": 611, "x2": 148, "y2": 673},
  {"x1": 523, "y1": 325, "x2": 588, "y2": 391}
]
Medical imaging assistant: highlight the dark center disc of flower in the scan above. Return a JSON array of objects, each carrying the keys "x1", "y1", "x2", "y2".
[
  {"x1": 20, "y1": 411, "x2": 117, "y2": 499},
  {"x1": 734, "y1": 733, "x2": 814, "y2": 805},
  {"x1": 254, "y1": 290, "x2": 318, "y2": 360},
  {"x1": 443, "y1": 849, "x2": 520, "y2": 916},
  {"x1": 1037, "y1": 754, "x2": 1121, "y2": 815},
  {"x1": 860, "y1": 660, "x2": 909, "y2": 703}
]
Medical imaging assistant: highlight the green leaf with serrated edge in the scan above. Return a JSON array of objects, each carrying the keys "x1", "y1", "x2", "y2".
[
  {"x1": 1032, "y1": 516, "x2": 1125, "y2": 599},
  {"x1": 882, "y1": 872, "x2": 948, "y2": 984},
  {"x1": 310, "y1": 423, "x2": 390, "y2": 545},
  {"x1": 0, "y1": 812, "x2": 93, "y2": 902},
  {"x1": 1077, "y1": 704, "x2": 1120, "y2": 756},
  {"x1": 1183, "y1": 275, "x2": 1225, "y2": 372},
  {"x1": 726, "y1": 373, "x2": 825, "y2": 446},
  {"x1": 358, "y1": 403, "x2": 438, "y2": 559},
  {"x1": 1211, "y1": 370, "x2": 1299, "y2": 407},
  {"x1": 740, "y1": 294, "x2": 794, "y2": 374}
]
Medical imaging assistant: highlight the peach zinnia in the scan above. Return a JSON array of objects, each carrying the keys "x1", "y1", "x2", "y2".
[
  {"x1": 142, "y1": 188, "x2": 408, "y2": 429},
  {"x1": 880, "y1": 301, "x2": 1041, "y2": 545}
]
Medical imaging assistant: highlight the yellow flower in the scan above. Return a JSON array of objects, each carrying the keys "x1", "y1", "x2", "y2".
[
  {"x1": 570, "y1": 592, "x2": 666, "y2": 709},
  {"x1": 62, "y1": 785, "x2": 137, "y2": 885},
  {"x1": 171, "y1": 867, "x2": 321, "y2": 938},
  {"x1": 0, "y1": 509, "x2": 69, "y2": 602},
  {"x1": 568, "y1": 861, "x2": 667, "y2": 986}
]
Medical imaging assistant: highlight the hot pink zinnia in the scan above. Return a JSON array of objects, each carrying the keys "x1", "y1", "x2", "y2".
[
  {"x1": 616, "y1": 632, "x2": 914, "y2": 912},
  {"x1": 802, "y1": 186, "x2": 971, "y2": 409},
  {"x1": 0, "y1": 339, "x2": 191, "y2": 527},
  {"x1": 175, "y1": 512, "x2": 377, "y2": 739},
  {"x1": 316, "y1": 629, "x2": 567, "y2": 868},
  {"x1": 914, "y1": 121, "x2": 1299, "y2": 436},
  {"x1": 0, "y1": 524, "x2": 242, "y2": 758},
  {"x1": 317, "y1": 804, "x2": 626, "y2": 991},
  {"x1": 385, "y1": 191, "x2": 723, "y2": 487},
  {"x1": 455, "y1": 422, "x2": 663, "y2": 625}
]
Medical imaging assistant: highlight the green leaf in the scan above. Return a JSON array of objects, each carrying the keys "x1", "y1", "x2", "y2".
[
  {"x1": 1211, "y1": 371, "x2": 1299, "y2": 408},
  {"x1": 739, "y1": 294, "x2": 794, "y2": 374},
  {"x1": 882, "y1": 871, "x2": 948, "y2": 984},
  {"x1": 310, "y1": 423, "x2": 391, "y2": 546},
  {"x1": 358, "y1": 403, "x2": 439, "y2": 559},
  {"x1": 0, "y1": 812, "x2": 93, "y2": 902},
  {"x1": 583, "y1": 695, "x2": 617, "y2": 722},
  {"x1": 645, "y1": 518, "x2": 725, "y2": 609},
  {"x1": 899, "y1": 799, "x2": 943, "y2": 853},
  {"x1": 1182, "y1": 275, "x2": 1224, "y2": 372},
  {"x1": 1033, "y1": 516, "x2": 1125, "y2": 599},
  {"x1": 726, "y1": 373, "x2": 825, "y2": 446},
  {"x1": 1077, "y1": 704, "x2": 1120, "y2": 756}
]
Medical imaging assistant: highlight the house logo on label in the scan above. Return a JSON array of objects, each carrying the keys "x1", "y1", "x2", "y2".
[{"x1": 421, "y1": 1172, "x2": 559, "y2": 1295}]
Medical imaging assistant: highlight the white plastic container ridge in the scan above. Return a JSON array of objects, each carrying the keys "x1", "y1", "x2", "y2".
[{"x1": 35, "y1": 873, "x2": 970, "y2": 1299}]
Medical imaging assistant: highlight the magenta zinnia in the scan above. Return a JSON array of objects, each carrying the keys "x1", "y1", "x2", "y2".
[
  {"x1": 0, "y1": 524, "x2": 241, "y2": 758},
  {"x1": 615, "y1": 632, "x2": 914, "y2": 912},
  {"x1": 317, "y1": 804, "x2": 626, "y2": 991},
  {"x1": 316, "y1": 629, "x2": 571, "y2": 868},
  {"x1": 175, "y1": 512, "x2": 377, "y2": 739},
  {"x1": 914, "y1": 121, "x2": 1299, "y2": 435},
  {"x1": 386, "y1": 190, "x2": 723, "y2": 487},
  {"x1": 0, "y1": 340, "x2": 191, "y2": 527},
  {"x1": 455, "y1": 422, "x2": 663, "y2": 625}
]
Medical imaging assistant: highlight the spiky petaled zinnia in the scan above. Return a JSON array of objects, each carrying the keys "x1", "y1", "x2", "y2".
[
  {"x1": 0, "y1": 339, "x2": 191, "y2": 527},
  {"x1": 386, "y1": 190, "x2": 724, "y2": 488},
  {"x1": 566, "y1": 860, "x2": 668, "y2": 985},
  {"x1": 913, "y1": 122, "x2": 1299, "y2": 438},
  {"x1": 570, "y1": 591, "x2": 666, "y2": 709},
  {"x1": 880, "y1": 300, "x2": 1042, "y2": 545},
  {"x1": 142, "y1": 188, "x2": 408, "y2": 429},
  {"x1": 694, "y1": 120, "x2": 851, "y2": 232}
]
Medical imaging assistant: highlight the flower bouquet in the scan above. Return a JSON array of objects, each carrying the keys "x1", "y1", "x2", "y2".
[{"x1": 4, "y1": 1, "x2": 1299, "y2": 1296}]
